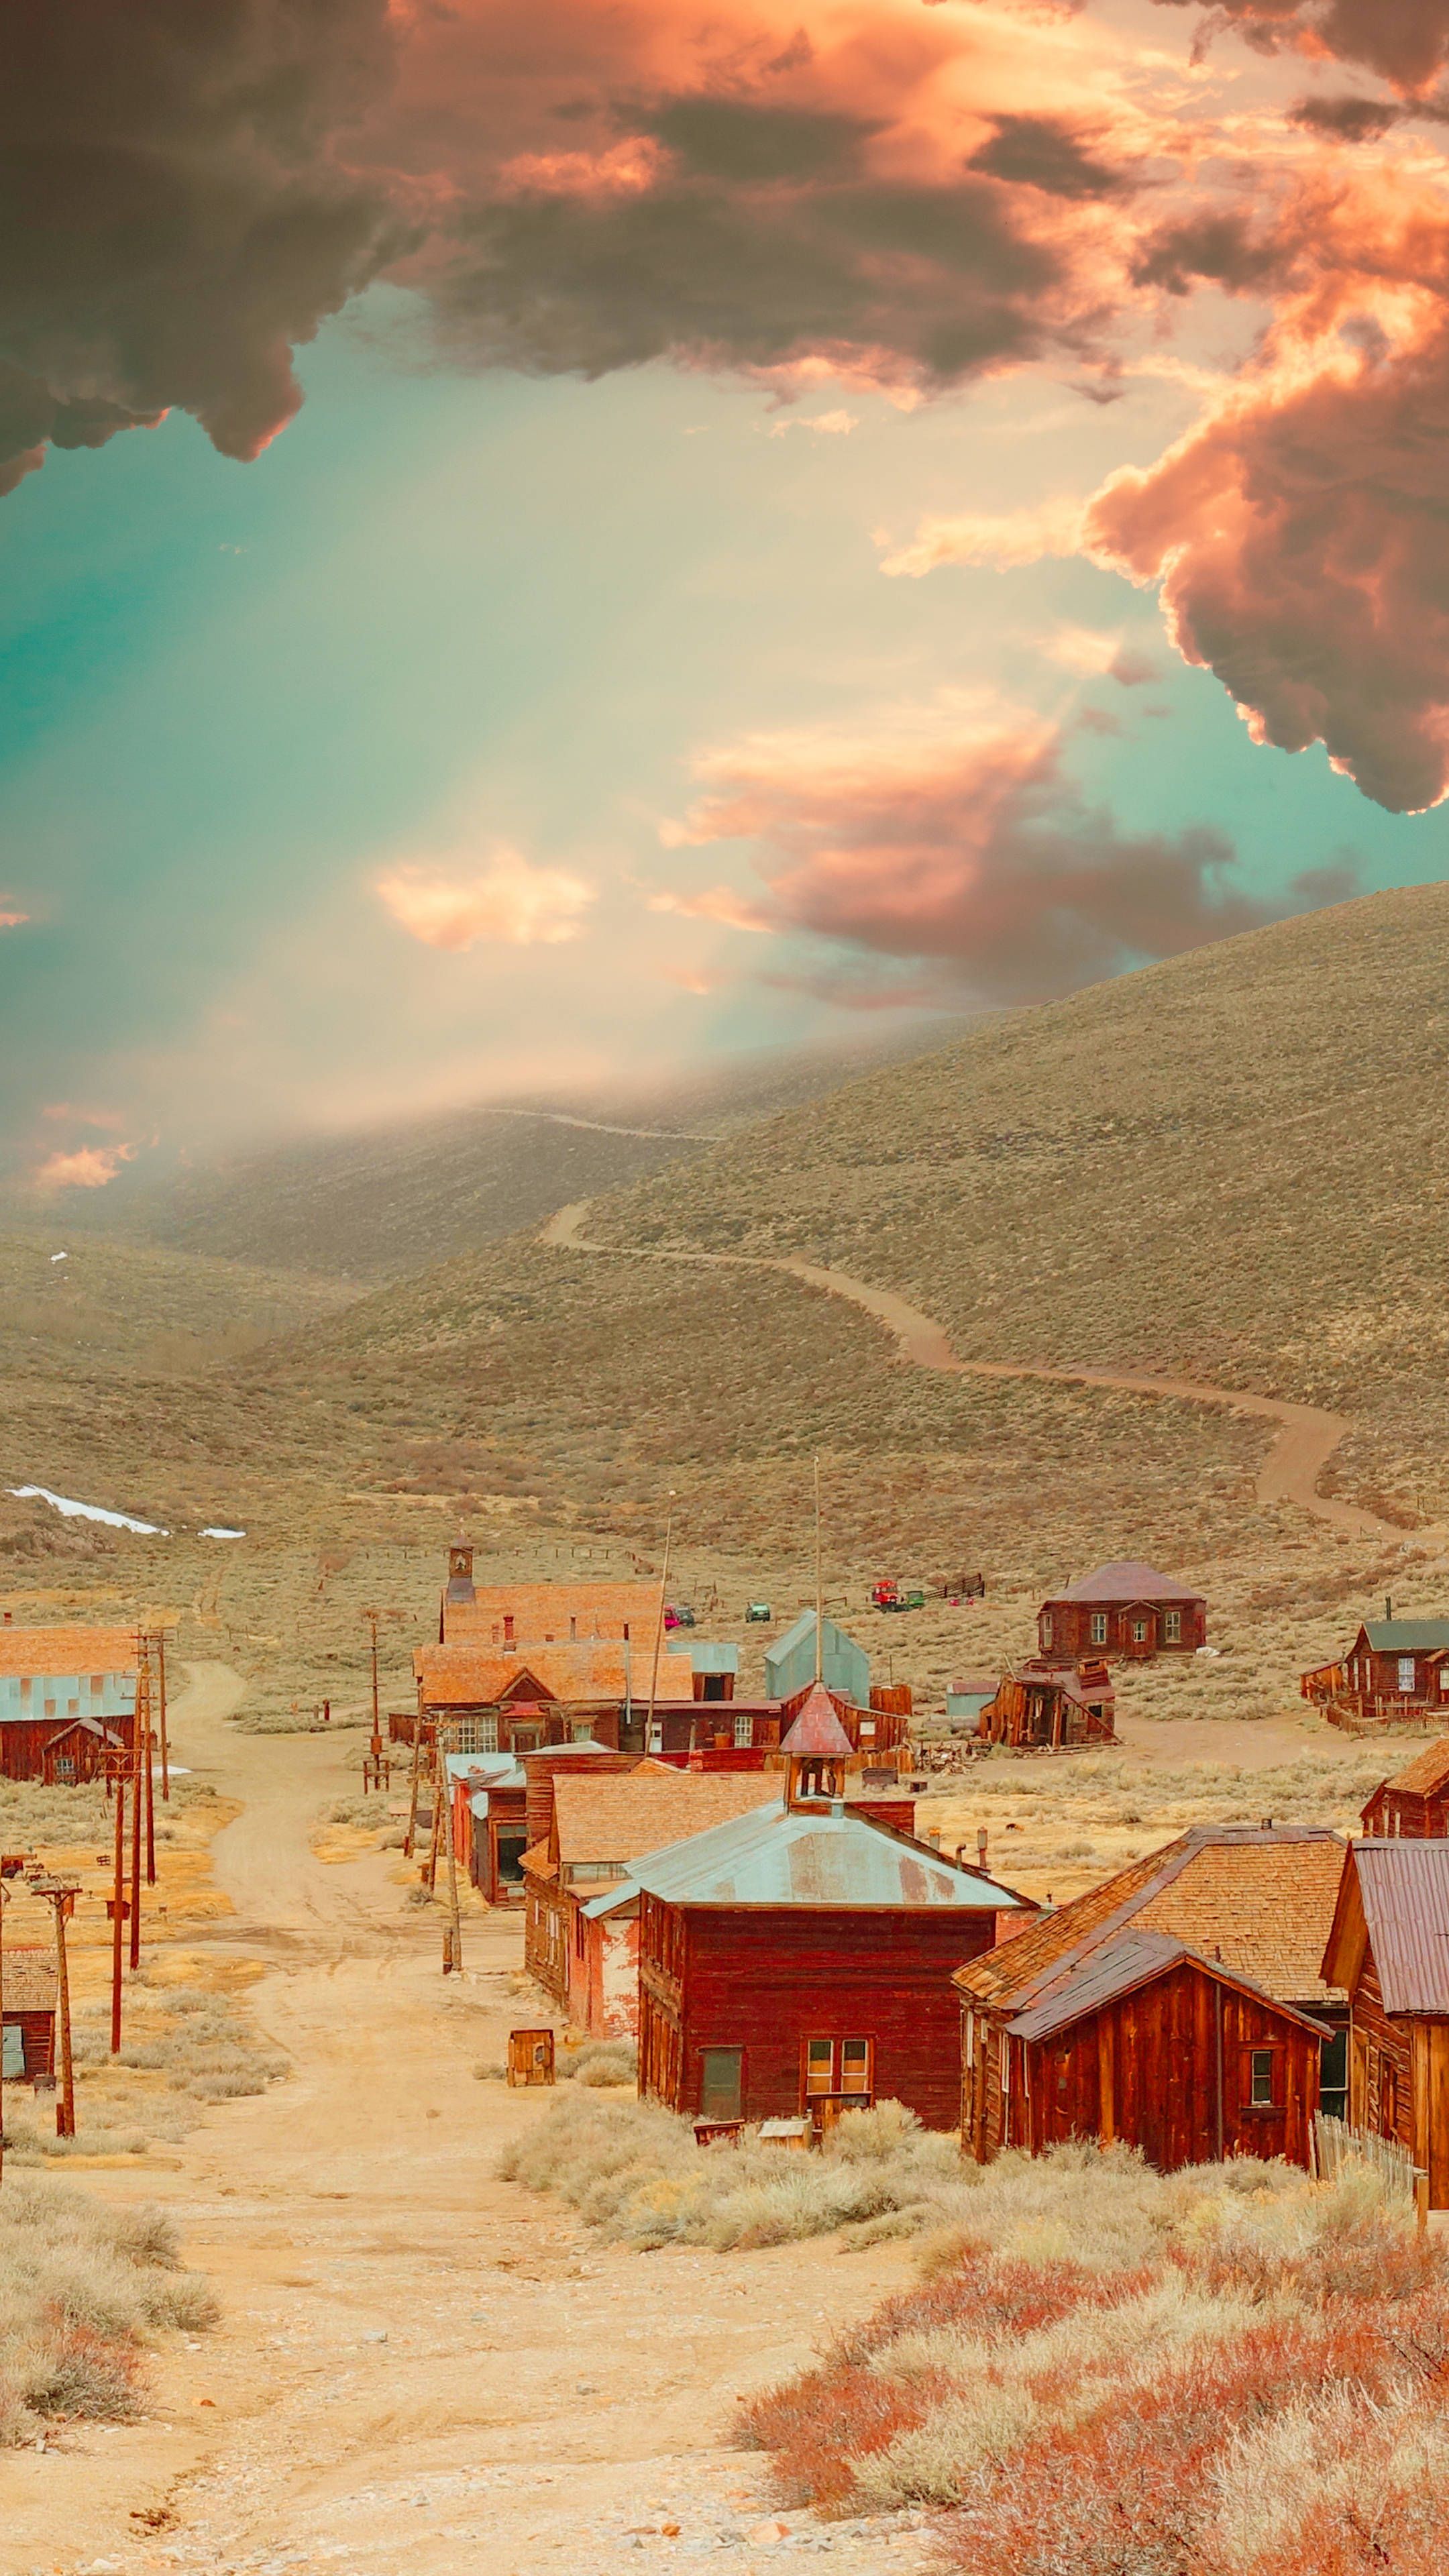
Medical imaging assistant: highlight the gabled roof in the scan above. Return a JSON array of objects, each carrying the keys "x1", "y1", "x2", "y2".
[
  {"x1": 957, "y1": 1826, "x2": 1347, "y2": 2010},
  {"x1": 551, "y1": 1771, "x2": 777, "y2": 1868},
  {"x1": 0, "y1": 1627, "x2": 138, "y2": 1678},
  {"x1": 780, "y1": 1682, "x2": 854, "y2": 1759},
  {"x1": 1049, "y1": 1562, "x2": 1202, "y2": 1605},
  {"x1": 1369, "y1": 1737, "x2": 1449, "y2": 1803},
  {"x1": 1362, "y1": 1621, "x2": 1449, "y2": 1654},
  {"x1": 415, "y1": 1643, "x2": 635, "y2": 1707},
  {"x1": 3, "y1": 1949, "x2": 58, "y2": 2012},
  {"x1": 628, "y1": 1800, "x2": 1028, "y2": 1911},
  {"x1": 1328, "y1": 1841, "x2": 1449, "y2": 2015},
  {"x1": 1004, "y1": 1927, "x2": 1328, "y2": 2045}
]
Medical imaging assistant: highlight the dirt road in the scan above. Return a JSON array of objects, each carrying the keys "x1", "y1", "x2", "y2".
[
  {"x1": 11, "y1": 1665, "x2": 930, "y2": 2576},
  {"x1": 541, "y1": 1202, "x2": 1397, "y2": 1540}
]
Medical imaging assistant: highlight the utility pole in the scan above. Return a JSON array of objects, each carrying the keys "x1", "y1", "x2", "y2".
[
  {"x1": 34, "y1": 1880, "x2": 78, "y2": 2139},
  {"x1": 814, "y1": 1455, "x2": 824, "y2": 1684},
  {"x1": 439, "y1": 1719, "x2": 464, "y2": 1976},
  {"x1": 645, "y1": 1494, "x2": 677, "y2": 1748},
  {"x1": 129, "y1": 1645, "x2": 146, "y2": 1974},
  {"x1": 156, "y1": 1627, "x2": 170, "y2": 1803},
  {"x1": 360, "y1": 1607, "x2": 400, "y2": 1790},
  {"x1": 141, "y1": 1636, "x2": 157, "y2": 1887},
  {"x1": 403, "y1": 1714, "x2": 425, "y2": 1859},
  {"x1": 0, "y1": 1876, "x2": 7, "y2": 2185},
  {"x1": 110, "y1": 1757, "x2": 127, "y2": 2053}
]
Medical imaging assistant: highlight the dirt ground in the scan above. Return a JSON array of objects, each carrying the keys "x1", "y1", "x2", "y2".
[{"x1": 5, "y1": 1665, "x2": 936, "y2": 2576}]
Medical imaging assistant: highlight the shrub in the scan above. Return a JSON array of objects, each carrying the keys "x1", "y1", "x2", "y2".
[
  {"x1": 0, "y1": 2173, "x2": 216, "y2": 2440},
  {"x1": 558, "y1": 2039, "x2": 638, "y2": 2088}
]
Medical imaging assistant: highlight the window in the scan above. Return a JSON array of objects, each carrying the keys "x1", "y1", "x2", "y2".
[
  {"x1": 1399, "y1": 1657, "x2": 1417, "y2": 1695},
  {"x1": 733, "y1": 1711, "x2": 753, "y2": 1748},
  {"x1": 1132, "y1": 1619, "x2": 1149, "y2": 1644},
  {"x1": 572, "y1": 1720, "x2": 593, "y2": 1741},
  {"x1": 646, "y1": 1718, "x2": 663, "y2": 1754},
  {"x1": 89, "y1": 1674, "x2": 103, "y2": 1695},
  {"x1": 55, "y1": 1758, "x2": 74, "y2": 1781},
  {"x1": 700, "y1": 2047, "x2": 743, "y2": 2121},
  {"x1": 1164, "y1": 1611, "x2": 1181, "y2": 1644},
  {"x1": 1439, "y1": 1670, "x2": 1449, "y2": 1694},
  {"x1": 803, "y1": 2038, "x2": 874, "y2": 2101},
  {"x1": 1089, "y1": 1613, "x2": 1108, "y2": 1646},
  {"x1": 1248, "y1": 2049, "x2": 1276, "y2": 2107},
  {"x1": 1041, "y1": 1613, "x2": 1054, "y2": 1648},
  {"x1": 43, "y1": 1699, "x2": 56, "y2": 1718}
]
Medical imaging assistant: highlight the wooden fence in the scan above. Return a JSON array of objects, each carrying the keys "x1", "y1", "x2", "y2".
[{"x1": 1313, "y1": 2110, "x2": 1417, "y2": 2202}]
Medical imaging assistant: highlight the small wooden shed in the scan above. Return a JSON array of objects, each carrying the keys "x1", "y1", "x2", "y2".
[
  {"x1": 963, "y1": 1927, "x2": 1325, "y2": 2169},
  {"x1": 1036, "y1": 1563, "x2": 1205, "y2": 1664},
  {"x1": 1321, "y1": 1839, "x2": 1449, "y2": 2208},
  {"x1": 977, "y1": 1658, "x2": 1116, "y2": 1752},
  {"x1": 1361, "y1": 1740, "x2": 1449, "y2": 1839},
  {"x1": 3, "y1": 1949, "x2": 58, "y2": 2081}
]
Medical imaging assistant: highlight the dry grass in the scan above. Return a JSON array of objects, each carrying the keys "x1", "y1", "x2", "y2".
[
  {"x1": 739, "y1": 2145, "x2": 1449, "y2": 2571},
  {"x1": 69, "y1": 1980, "x2": 287, "y2": 2106},
  {"x1": 0, "y1": 2173, "x2": 215, "y2": 2440}
]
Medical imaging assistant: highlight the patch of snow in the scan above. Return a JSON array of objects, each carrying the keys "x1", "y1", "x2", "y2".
[
  {"x1": 200, "y1": 1524, "x2": 246, "y2": 1540},
  {"x1": 7, "y1": 1484, "x2": 169, "y2": 1536},
  {"x1": 49, "y1": 1251, "x2": 67, "y2": 1263}
]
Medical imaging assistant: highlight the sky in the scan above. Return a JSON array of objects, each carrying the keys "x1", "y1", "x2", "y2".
[{"x1": 6, "y1": 0, "x2": 1449, "y2": 1191}]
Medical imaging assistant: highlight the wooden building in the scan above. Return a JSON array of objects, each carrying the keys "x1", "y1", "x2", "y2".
[
  {"x1": 0, "y1": 1627, "x2": 138, "y2": 1782},
  {"x1": 962, "y1": 1929, "x2": 1325, "y2": 2169},
  {"x1": 634, "y1": 1700, "x2": 784, "y2": 1762},
  {"x1": 1362, "y1": 1739, "x2": 1449, "y2": 1839},
  {"x1": 444, "y1": 1750, "x2": 529, "y2": 1905},
  {"x1": 977, "y1": 1659, "x2": 1116, "y2": 1752},
  {"x1": 957, "y1": 1824, "x2": 1348, "y2": 2165},
  {"x1": 437, "y1": 1548, "x2": 661, "y2": 1652},
  {"x1": 3, "y1": 1949, "x2": 57, "y2": 2082},
  {"x1": 1036, "y1": 1563, "x2": 1206, "y2": 1665},
  {"x1": 635, "y1": 1684, "x2": 1028, "y2": 2130},
  {"x1": 1301, "y1": 1617, "x2": 1449, "y2": 1733},
  {"x1": 413, "y1": 1642, "x2": 635, "y2": 1753},
  {"x1": 1322, "y1": 1840, "x2": 1449, "y2": 2209}
]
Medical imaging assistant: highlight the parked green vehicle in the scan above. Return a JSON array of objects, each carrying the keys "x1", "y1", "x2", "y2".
[{"x1": 745, "y1": 1601, "x2": 772, "y2": 1623}]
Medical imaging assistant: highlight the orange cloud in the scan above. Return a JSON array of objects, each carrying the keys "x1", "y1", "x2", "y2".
[
  {"x1": 376, "y1": 847, "x2": 596, "y2": 949},
  {"x1": 34, "y1": 1142, "x2": 137, "y2": 1191},
  {"x1": 643, "y1": 882, "x2": 773, "y2": 932}
]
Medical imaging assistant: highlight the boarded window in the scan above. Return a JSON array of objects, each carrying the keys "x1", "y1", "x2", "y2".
[
  {"x1": 89, "y1": 1674, "x2": 103, "y2": 1695},
  {"x1": 804, "y1": 2039, "x2": 835, "y2": 2097},
  {"x1": 2, "y1": 2025, "x2": 23, "y2": 2080},
  {"x1": 700, "y1": 2047, "x2": 743, "y2": 2121}
]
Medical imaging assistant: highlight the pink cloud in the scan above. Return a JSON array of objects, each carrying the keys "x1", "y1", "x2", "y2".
[
  {"x1": 0, "y1": 906, "x2": 28, "y2": 929},
  {"x1": 668, "y1": 697, "x2": 1350, "y2": 1002},
  {"x1": 33, "y1": 1142, "x2": 138, "y2": 1192},
  {"x1": 1149, "y1": 0, "x2": 1449, "y2": 94},
  {"x1": 376, "y1": 847, "x2": 596, "y2": 949},
  {"x1": 643, "y1": 881, "x2": 773, "y2": 932}
]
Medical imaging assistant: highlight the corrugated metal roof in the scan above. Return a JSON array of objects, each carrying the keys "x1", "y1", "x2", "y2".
[
  {"x1": 1364, "y1": 1622, "x2": 1449, "y2": 1654},
  {"x1": 1354, "y1": 1841, "x2": 1449, "y2": 2012},
  {"x1": 582, "y1": 1879, "x2": 640, "y2": 1920},
  {"x1": 444, "y1": 1750, "x2": 523, "y2": 1786},
  {"x1": 628, "y1": 1800, "x2": 1027, "y2": 1911},
  {"x1": 1053, "y1": 1561, "x2": 1201, "y2": 1605},
  {"x1": 1006, "y1": 1928, "x2": 1328, "y2": 2043}
]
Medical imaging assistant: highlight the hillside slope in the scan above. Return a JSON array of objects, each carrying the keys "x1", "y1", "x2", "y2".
[{"x1": 580, "y1": 880, "x2": 1449, "y2": 1522}]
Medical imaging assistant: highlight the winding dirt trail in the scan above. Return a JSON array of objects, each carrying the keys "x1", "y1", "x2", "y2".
[{"x1": 541, "y1": 1201, "x2": 1397, "y2": 1542}]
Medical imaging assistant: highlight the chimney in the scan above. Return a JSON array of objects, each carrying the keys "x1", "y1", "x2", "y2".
[
  {"x1": 1260, "y1": 1817, "x2": 1274, "y2": 1831},
  {"x1": 504, "y1": 1613, "x2": 515, "y2": 1645},
  {"x1": 1387, "y1": 1596, "x2": 1394, "y2": 1621},
  {"x1": 977, "y1": 1825, "x2": 989, "y2": 1870}
]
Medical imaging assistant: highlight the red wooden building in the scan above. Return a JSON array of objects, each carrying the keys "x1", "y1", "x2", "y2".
[
  {"x1": 1322, "y1": 1840, "x2": 1449, "y2": 2210},
  {"x1": 635, "y1": 1686, "x2": 1028, "y2": 2130},
  {"x1": 957, "y1": 1824, "x2": 1348, "y2": 2166},
  {"x1": 977, "y1": 1659, "x2": 1116, "y2": 1752},
  {"x1": 0, "y1": 1627, "x2": 138, "y2": 1782},
  {"x1": 3, "y1": 1949, "x2": 57, "y2": 2081},
  {"x1": 444, "y1": 1751, "x2": 529, "y2": 1905},
  {"x1": 413, "y1": 1642, "x2": 631, "y2": 1753},
  {"x1": 1361, "y1": 1739, "x2": 1449, "y2": 1839},
  {"x1": 1301, "y1": 1616, "x2": 1449, "y2": 1733},
  {"x1": 1036, "y1": 1562, "x2": 1205, "y2": 1664}
]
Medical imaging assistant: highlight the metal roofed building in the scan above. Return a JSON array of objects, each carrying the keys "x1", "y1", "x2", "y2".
[
  {"x1": 1322, "y1": 1839, "x2": 1449, "y2": 2208},
  {"x1": 0, "y1": 1626, "x2": 139, "y2": 1780},
  {"x1": 763, "y1": 1611, "x2": 870, "y2": 1709},
  {"x1": 632, "y1": 1794, "x2": 1028, "y2": 2131},
  {"x1": 1036, "y1": 1562, "x2": 1206, "y2": 1665}
]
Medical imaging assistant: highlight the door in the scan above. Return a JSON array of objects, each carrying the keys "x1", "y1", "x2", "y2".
[{"x1": 699, "y1": 2047, "x2": 743, "y2": 2121}]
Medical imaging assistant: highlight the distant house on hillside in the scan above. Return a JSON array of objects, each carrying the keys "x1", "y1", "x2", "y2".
[
  {"x1": 1361, "y1": 1739, "x2": 1449, "y2": 1838},
  {"x1": 635, "y1": 1684, "x2": 1028, "y2": 2131},
  {"x1": 0, "y1": 1627, "x2": 138, "y2": 1782},
  {"x1": 1322, "y1": 1841, "x2": 1449, "y2": 2209},
  {"x1": 1302, "y1": 1614, "x2": 1449, "y2": 1732},
  {"x1": 957, "y1": 1825, "x2": 1347, "y2": 2168},
  {"x1": 1036, "y1": 1562, "x2": 1205, "y2": 1664},
  {"x1": 977, "y1": 1658, "x2": 1116, "y2": 1752},
  {"x1": 764, "y1": 1611, "x2": 870, "y2": 1709}
]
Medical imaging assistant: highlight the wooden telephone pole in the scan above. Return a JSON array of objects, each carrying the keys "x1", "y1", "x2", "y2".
[
  {"x1": 110, "y1": 1750, "x2": 127, "y2": 2054},
  {"x1": 32, "y1": 1879, "x2": 79, "y2": 2138},
  {"x1": 360, "y1": 1607, "x2": 400, "y2": 1790}
]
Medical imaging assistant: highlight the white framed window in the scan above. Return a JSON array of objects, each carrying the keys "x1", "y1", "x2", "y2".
[
  {"x1": 646, "y1": 1718, "x2": 663, "y2": 1754},
  {"x1": 733, "y1": 1711, "x2": 752, "y2": 1748},
  {"x1": 1041, "y1": 1613, "x2": 1054, "y2": 1648},
  {"x1": 1089, "y1": 1613, "x2": 1108, "y2": 1646},
  {"x1": 1399, "y1": 1657, "x2": 1417, "y2": 1695},
  {"x1": 1164, "y1": 1611, "x2": 1181, "y2": 1644}
]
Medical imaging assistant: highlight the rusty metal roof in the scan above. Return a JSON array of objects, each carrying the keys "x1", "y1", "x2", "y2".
[
  {"x1": 1005, "y1": 1927, "x2": 1328, "y2": 2044},
  {"x1": 1051, "y1": 1561, "x2": 1201, "y2": 1605},
  {"x1": 628, "y1": 1801, "x2": 1028, "y2": 1911},
  {"x1": 780, "y1": 1683, "x2": 854, "y2": 1759},
  {"x1": 1374, "y1": 1737, "x2": 1449, "y2": 1801},
  {"x1": 1352, "y1": 1841, "x2": 1449, "y2": 2013}
]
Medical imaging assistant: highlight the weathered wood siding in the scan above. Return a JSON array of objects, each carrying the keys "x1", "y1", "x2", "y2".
[
  {"x1": 639, "y1": 1898, "x2": 996, "y2": 2129},
  {"x1": 1036, "y1": 1599, "x2": 1205, "y2": 1664},
  {"x1": 1361, "y1": 1784, "x2": 1449, "y2": 1838},
  {"x1": 3, "y1": 2011, "x2": 55, "y2": 2080},
  {"x1": 966, "y1": 1961, "x2": 1320, "y2": 2172}
]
